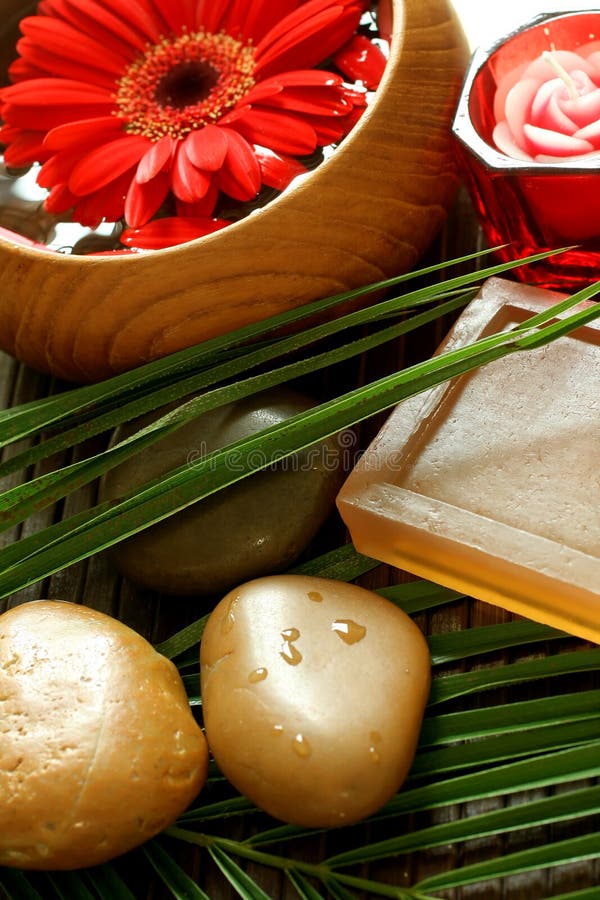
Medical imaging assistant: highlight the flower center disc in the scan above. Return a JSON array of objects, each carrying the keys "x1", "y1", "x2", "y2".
[
  {"x1": 155, "y1": 60, "x2": 219, "y2": 109},
  {"x1": 116, "y1": 30, "x2": 256, "y2": 140}
]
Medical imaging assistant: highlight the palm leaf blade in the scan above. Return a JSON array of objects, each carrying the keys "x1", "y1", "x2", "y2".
[
  {"x1": 0, "y1": 870, "x2": 46, "y2": 900},
  {"x1": 207, "y1": 846, "x2": 271, "y2": 900},
  {"x1": 415, "y1": 832, "x2": 600, "y2": 891},
  {"x1": 420, "y1": 689, "x2": 600, "y2": 746},
  {"x1": 143, "y1": 841, "x2": 211, "y2": 900},
  {"x1": 326, "y1": 784, "x2": 600, "y2": 866}
]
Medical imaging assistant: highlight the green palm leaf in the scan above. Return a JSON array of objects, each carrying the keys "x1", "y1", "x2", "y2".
[
  {"x1": 143, "y1": 842, "x2": 211, "y2": 900},
  {"x1": 285, "y1": 871, "x2": 327, "y2": 900},
  {"x1": 83, "y1": 865, "x2": 137, "y2": 900},
  {"x1": 46, "y1": 873, "x2": 96, "y2": 900},
  {"x1": 0, "y1": 871, "x2": 46, "y2": 900},
  {"x1": 207, "y1": 845, "x2": 272, "y2": 900},
  {"x1": 428, "y1": 649, "x2": 600, "y2": 705},
  {"x1": 414, "y1": 832, "x2": 600, "y2": 892}
]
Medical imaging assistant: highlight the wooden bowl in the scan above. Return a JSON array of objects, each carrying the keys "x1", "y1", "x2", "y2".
[{"x1": 0, "y1": 0, "x2": 469, "y2": 382}]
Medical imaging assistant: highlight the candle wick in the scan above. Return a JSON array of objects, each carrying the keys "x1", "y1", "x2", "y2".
[{"x1": 542, "y1": 51, "x2": 579, "y2": 101}]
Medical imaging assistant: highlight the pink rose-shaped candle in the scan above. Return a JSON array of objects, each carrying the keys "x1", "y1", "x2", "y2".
[
  {"x1": 452, "y1": 9, "x2": 600, "y2": 288},
  {"x1": 493, "y1": 46, "x2": 600, "y2": 162}
]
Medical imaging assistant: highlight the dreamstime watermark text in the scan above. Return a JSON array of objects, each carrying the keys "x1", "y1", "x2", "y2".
[{"x1": 185, "y1": 429, "x2": 406, "y2": 474}]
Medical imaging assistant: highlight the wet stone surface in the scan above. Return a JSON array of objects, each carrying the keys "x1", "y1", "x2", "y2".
[
  {"x1": 100, "y1": 387, "x2": 347, "y2": 596},
  {"x1": 200, "y1": 574, "x2": 431, "y2": 827}
]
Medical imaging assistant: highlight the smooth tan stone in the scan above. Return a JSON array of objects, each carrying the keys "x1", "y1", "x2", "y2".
[
  {"x1": 200, "y1": 575, "x2": 431, "y2": 827},
  {"x1": 101, "y1": 388, "x2": 346, "y2": 596},
  {"x1": 0, "y1": 600, "x2": 208, "y2": 870}
]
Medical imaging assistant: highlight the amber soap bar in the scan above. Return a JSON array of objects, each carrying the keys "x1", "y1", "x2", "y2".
[{"x1": 337, "y1": 277, "x2": 600, "y2": 642}]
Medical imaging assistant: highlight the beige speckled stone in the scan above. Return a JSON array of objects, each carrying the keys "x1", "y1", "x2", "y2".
[{"x1": 0, "y1": 600, "x2": 208, "y2": 870}]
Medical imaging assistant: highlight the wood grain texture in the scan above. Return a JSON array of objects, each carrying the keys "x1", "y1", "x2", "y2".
[{"x1": 0, "y1": 0, "x2": 469, "y2": 382}]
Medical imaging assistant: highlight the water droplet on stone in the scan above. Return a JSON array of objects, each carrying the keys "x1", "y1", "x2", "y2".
[
  {"x1": 368, "y1": 730, "x2": 382, "y2": 763},
  {"x1": 222, "y1": 596, "x2": 239, "y2": 633},
  {"x1": 331, "y1": 619, "x2": 366, "y2": 645},
  {"x1": 273, "y1": 724, "x2": 284, "y2": 735},
  {"x1": 281, "y1": 627, "x2": 300, "y2": 641},
  {"x1": 308, "y1": 591, "x2": 323, "y2": 603},
  {"x1": 280, "y1": 643, "x2": 303, "y2": 666},
  {"x1": 280, "y1": 627, "x2": 303, "y2": 666},
  {"x1": 248, "y1": 667, "x2": 268, "y2": 684},
  {"x1": 292, "y1": 733, "x2": 312, "y2": 758}
]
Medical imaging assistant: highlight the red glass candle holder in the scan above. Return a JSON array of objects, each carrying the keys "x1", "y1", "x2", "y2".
[{"x1": 453, "y1": 8, "x2": 600, "y2": 290}]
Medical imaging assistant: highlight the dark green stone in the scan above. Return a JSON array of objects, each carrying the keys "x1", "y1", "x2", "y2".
[{"x1": 100, "y1": 388, "x2": 347, "y2": 596}]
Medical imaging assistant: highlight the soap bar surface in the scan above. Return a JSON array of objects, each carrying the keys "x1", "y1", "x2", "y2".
[{"x1": 337, "y1": 278, "x2": 600, "y2": 642}]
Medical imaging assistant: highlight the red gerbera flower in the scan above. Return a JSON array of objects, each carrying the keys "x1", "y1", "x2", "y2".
[{"x1": 0, "y1": 0, "x2": 387, "y2": 249}]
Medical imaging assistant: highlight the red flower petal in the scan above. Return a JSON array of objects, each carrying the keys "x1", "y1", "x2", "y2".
[
  {"x1": 45, "y1": 115, "x2": 125, "y2": 151},
  {"x1": 68, "y1": 135, "x2": 149, "y2": 195},
  {"x1": 44, "y1": 182, "x2": 77, "y2": 214},
  {"x1": 242, "y1": 69, "x2": 344, "y2": 109},
  {"x1": 125, "y1": 170, "x2": 170, "y2": 227},
  {"x1": 216, "y1": 129, "x2": 261, "y2": 201},
  {"x1": 59, "y1": 0, "x2": 149, "y2": 54},
  {"x1": 121, "y1": 216, "x2": 230, "y2": 250},
  {"x1": 308, "y1": 113, "x2": 349, "y2": 144},
  {"x1": 253, "y1": 145, "x2": 307, "y2": 190},
  {"x1": 170, "y1": 143, "x2": 213, "y2": 203},
  {"x1": 3, "y1": 131, "x2": 50, "y2": 167},
  {"x1": 46, "y1": 0, "x2": 162, "y2": 45},
  {"x1": 239, "y1": 84, "x2": 283, "y2": 106},
  {"x1": 1, "y1": 77, "x2": 112, "y2": 105},
  {"x1": 72, "y1": 170, "x2": 133, "y2": 227},
  {"x1": 256, "y1": 4, "x2": 340, "y2": 65},
  {"x1": 15, "y1": 38, "x2": 119, "y2": 91},
  {"x1": 19, "y1": 16, "x2": 130, "y2": 75},
  {"x1": 96, "y1": 0, "x2": 162, "y2": 43},
  {"x1": 2, "y1": 102, "x2": 114, "y2": 133},
  {"x1": 70, "y1": 197, "x2": 103, "y2": 229},
  {"x1": 256, "y1": 0, "x2": 343, "y2": 54},
  {"x1": 377, "y1": 0, "x2": 393, "y2": 43},
  {"x1": 0, "y1": 124, "x2": 22, "y2": 143},
  {"x1": 255, "y1": 69, "x2": 344, "y2": 90},
  {"x1": 256, "y1": 3, "x2": 365, "y2": 79},
  {"x1": 175, "y1": 183, "x2": 219, "y2": 218},
  {"x1": 184, "y1": 125, "x2": 229, "y2": 171},
  {"x1": 150, "y1": 0, "x2": 196, "y2": 35},
  {"x1": 89, "y1": 169, "x2": 132, "y2": 221},
  {"x1": 333, "y1": 34, "x2": 387, "y2": 89},
  {"x1": 8, "y1": 57, "x2": 48, "y2": 83},
  {"x1": 258, "y1": 85, "x2": 354, "y2": 116},
  {"x1": 136, "y1": 135, "x2": 175, "y2": 184},
  {"x1": 237, "y1": 0, "x2": 301, "y2": 43},
  {"x1": 229, "y1": 107, "x2": 317, "y2": 155},
  {"x1": 39, "y1": 145, "x2": 100, "y2": 188},
  {"x1": 220, "y1": 0, "x2": 251, "y2": 39},
  {"x1": 39, "y1": 0, "x2": 147, "y2": 57},
  {"x1": 194, "y1": 0, "x2": 230, "y2": 33}
]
